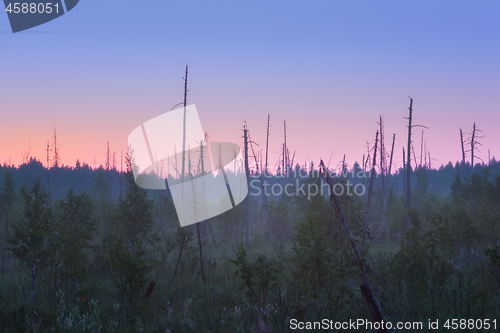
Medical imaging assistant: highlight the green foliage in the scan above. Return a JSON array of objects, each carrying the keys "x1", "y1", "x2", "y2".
[
  {"x1": 217, "y1": 198, "x2": 245, "y2": 244},
  {"x1": 268, "y1": 198, "x2": 293, "y2": 242},
  {"x1": 108, "y1": 156, "x2": 157, "y2": 318},
  {"x1": 116, "y1": 172, "x2": 155, "y2": 250},
  {"x1": 50, "y1": 295, "x2": 102, "y2": 333},
  {"x1": 290, "y1": 193, "x2": 359, "y2": 314},
  {"x1": 291, "y1": 195, "x2": 333, "y2": 296},
  {"x1": 49, "y1": 189, "x2": 97, "y2": 304},
  {"x1": 390, "y1": 214, "x2": 454, "y2": 298},
  {"x1": 3, "y1": 160, "x2": 500, "y2": 331},
  {"x1": 230, "y1": 244, "x2": 280, "y2": 305},
  {"x1": 9, "y1": 178, "x2": 53, "y2": 307},
  {"x1": 110, "y1": 238, "x2": 151, "y2": 318}
]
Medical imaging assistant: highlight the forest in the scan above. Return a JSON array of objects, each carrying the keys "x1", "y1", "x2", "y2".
[{"x1": 1, "y1": 118, "x2": 500, "y2": 333}]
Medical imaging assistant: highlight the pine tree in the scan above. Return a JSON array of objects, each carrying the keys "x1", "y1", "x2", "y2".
[
  {"x1": 9, "y1": 178, "x2": 53, "y2": 309},
  {"x1": 116, "y1": 153, "x2": 155, "y2": 250},
  {"x1": 49, "y1": 189, "x2": 96, "y2": 304},
  {"x1": 110, "y1": 151, "x2": 157, "y2": 317}
]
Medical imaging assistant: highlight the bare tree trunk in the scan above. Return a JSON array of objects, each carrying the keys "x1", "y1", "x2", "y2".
[
  {"x1": 244, "y1": 127, "x2": 250, "y2": 249},
  {"x1": 365, "y1": 131, "x2": 378, "y2": 232},
  {"x1": 265, "y1": 114, "x2": 270, "y2": 175},
  {"x1": 460, "y1": 128, "x2": 466, "y2": 164},
  {"x1": 406, "y1": 98, "x2": 413, "y2": 231},
  {"x1": 320, "y1": 161, "x2": 386, "y2": 332},
  {"x1": 402, "y1": 147, "x2": 406, "y2": 206},
  {"x1": 381, "y1": 133, "x2": 395, "y2": 239},
  {"x1": 420, "y1": 130, "x2": 424, "y2": 167},
  {"x1": 180, "y1": 66, "x2": 188, "y2": 219},
  {"x1": 471, "y1": 122, "x2": 475, "y2": 167}
]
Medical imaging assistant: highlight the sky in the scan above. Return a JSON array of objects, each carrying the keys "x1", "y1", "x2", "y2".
[{"x1": 1, "y1": 0, "x2": 499, "y2": 173}]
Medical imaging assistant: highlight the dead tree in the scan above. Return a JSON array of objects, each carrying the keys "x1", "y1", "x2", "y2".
[
  {"x1": 379, "y1": 116, "x2": 386, "y2": 180},
  {"x1": 265, "y1": 114, "x2": 270, "y2": 175},
  {"x1": 319, "y1": 160, "x2": 386, "y2": 332},
  {"x1": 388, "y1": 134, "x2": 396, "y2": 176},
  {"x1": 247, "y1": 128, "x2": 263, "y2": 231},
  {"x1": 364, "y1": 130, "x2": 378, "y2": 233},
  {"x1": 420, "y1": 130, "x2": 424, "y2": 168},
  {"x1": 402, "y1": 146, "x2": 406, "y2": 210},
  {"x1": 404, "y1": 97, "x2": 427, "y2": 230},
  {"x1": 243, "y1": 125, "x2": 250, "y2": 249},
  {"x1": 460, "y1": 128, "x2": 466, "y2": 164},
  {"x1": 381, "y1": 133, "x2": 395, "y2": 238},
  {"x1": 405, "y1": 98, "x2": 412, "y2": 230},
  {"x1": 378, "y1": 117, "x2": 386, "y2": 237},
  {"x1": 467, "y1": 122, "x2": 484, "y2": 167},
  {"x1": 181, "y1": 65, "x2": 189, "y2": 180},
  {"x1": 283, "y1": 120, "x2": 290, "y2": 179}
]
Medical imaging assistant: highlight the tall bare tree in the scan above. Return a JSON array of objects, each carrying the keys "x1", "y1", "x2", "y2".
[
  {"x1": 265, "y1": 114, "x2": 270, "y2": 175},
  {"x1": 467, "y1": 122, "x2": 484, "y2": 167},
  {"x1": 404, "y1": 98, "x2": 427, "y2": 230},
  {"x1": 243, "y1": 125, "x2": 250, "y2": 249},
  {"x1": 365, "y1": 131, "x2": 378, "y2": 233},
  {"x1": 460, "y1": 128, "x2": 466, "y2": 164}
]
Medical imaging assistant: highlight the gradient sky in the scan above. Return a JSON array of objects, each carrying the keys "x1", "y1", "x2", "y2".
[{"x1": 1, "y1": 0, "x2": 499, "y2": 173}]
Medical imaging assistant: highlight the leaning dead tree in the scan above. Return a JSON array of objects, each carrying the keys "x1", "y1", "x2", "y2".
[
  {"x1": 319, "y1": 160, "x2": 386, "y2": 332},
  {"x1": 404, "y1": 97, "x2": 427, "y2": 230},
  {"x1": 460, "y1": 128, "x2": 466, "y2": 164}
]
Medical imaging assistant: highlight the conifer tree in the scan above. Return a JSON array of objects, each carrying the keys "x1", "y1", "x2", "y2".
[
  {"x1": 9, "y1": 178, "x2": 53, "y2": 309},
  {"x1": 110, "y1": 150, "x2": 157, "y2": 317},
  {"x1": 49, "y1": 189, "x2": 96, "y2": 304}
]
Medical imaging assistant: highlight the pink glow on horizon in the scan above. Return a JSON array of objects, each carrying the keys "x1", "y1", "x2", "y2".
[{"x1": 2, "y1": 100, "x2": 498, "y2": 173}]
